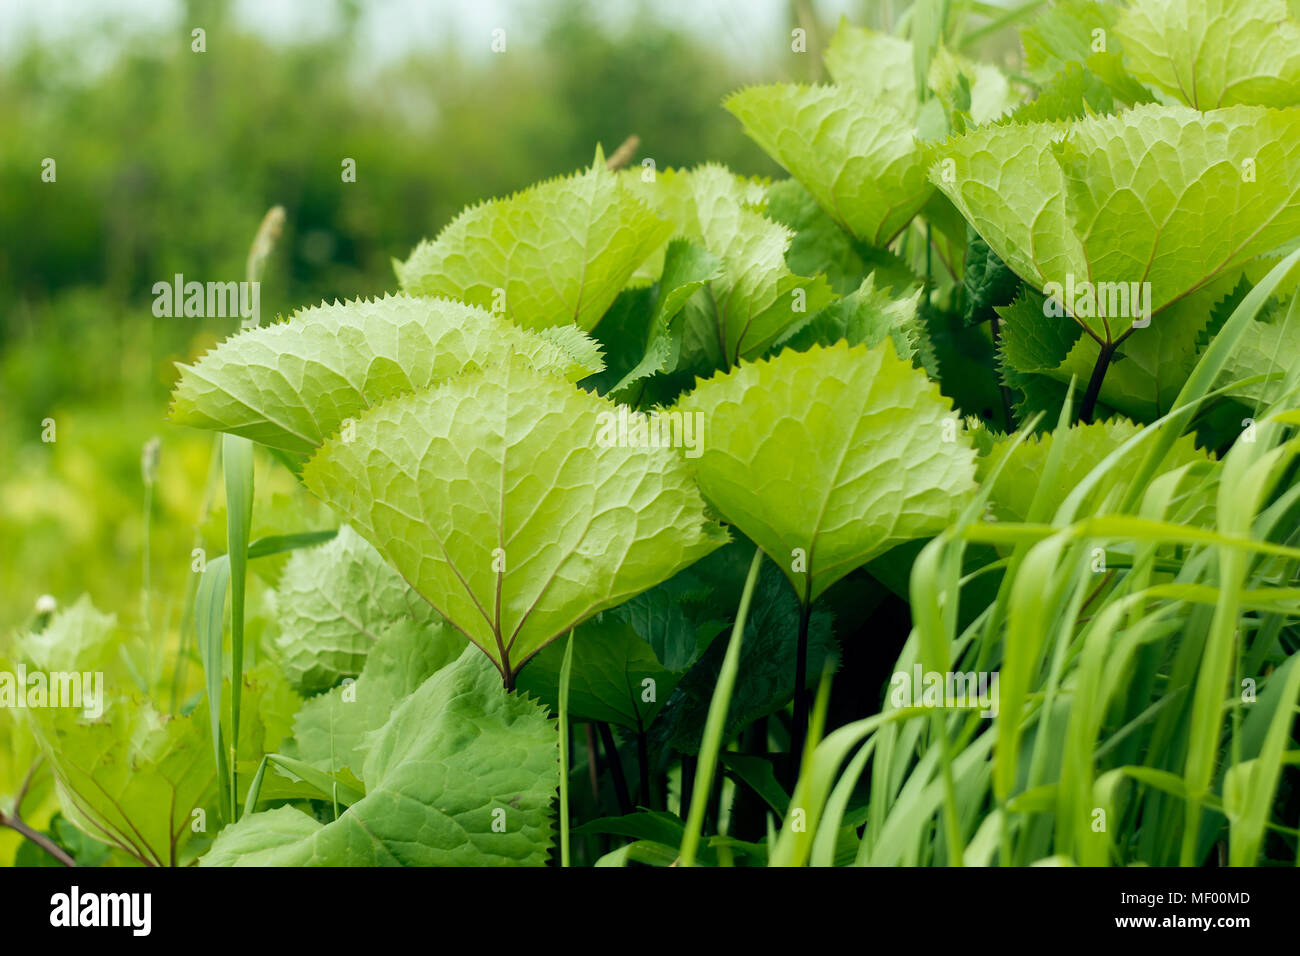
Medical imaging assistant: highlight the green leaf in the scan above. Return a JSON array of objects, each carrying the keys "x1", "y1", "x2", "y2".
[
  {"x1": 998, "y1": 282, "x2": 1233, "y2": 422},
  {"x1": 778, "y1": 274, "x2": 924, "y2": 367},
  {"x1": 822, "y1": 20, "x2": 917, "y2": 109},
  {"x1": 997, "y1": 289, "x2": 1079, "y2": 422},
  {"x1": 1018, "y1": 1, "x2": 1123, "y2": 77},
  {"x1": 202, "y1": 648, "x2": 556, "y2": 866},
  {"x1": 13, "y1": 594, "x2": 118, "y2": 674},
  {"x1": 169, "y1": 294, "x2": 603, "y2": 454},
  {"x1": 584, "y1": 240, "x2": 724, "y2": 400},
  {"x1": 1117, "y1": 0, "x2": 1300, "y2": 108},
  {"x1": 1215, "y1": 300, "x2": 1300, "y2": 405},
  {"x1": 1052, "y1": 292, "x2": 1219, "y2": 420},
  {"x1": 623, "y1": 165, "x2": 835, "y2": 369},
  {"x1": 765, "y1": 179, "x2": 918, "y2": 296},
  {"x1": 725, "y1": 84, "x2": 933, "y2": 247},
  {"x1": 579, "y1": 286, "x2": 656, "y2": 397},
  {"x1": 921, "y1": 302, "x2": 1005, "y2": 422},
  {"x1": 573, "y1": 809, "x2": 690, "y2": 846},
  {"x1": 977, "y1": 418, "x2": 1212, "y2": 524},
  {"x1": 224, "y1": 432, "x2": 254, "y2": 822},
  {"x1": 516, "y1": 613, "x2": 680, "y2": 730},
  {"x1": 229, "y1": 661, "x2": 302, "y2": 778},
  {"x1": 275, "y1": 525, "x2": 439, "y2": 695},
  {"x1": 676, "y1": 340, "x2": 979, "y2": 602},
  {"x1": 301, "y1": 362, "x2": 727, "y2": 683},
  {"x1": 962, "y1": 230, "x2": 1022, "y2": 326},
  {"x1": 933, "y1": 104, "x2": 1300, "y2": 341},
  {"x1": 194, "y1": 553, "x2": 232, "y2": 823},
  {"x1": 652, "y1": 238, "x2": 726, "y2": 330},
  {"x1": 395, "y1": 151, "x2": 673, "y2": 331},
  {"x1": 26, "y1": 696, "x2": 215, "y2": 867},
  {"x1": 1005, "y1": 60, "x2": 1153, "y2": 124},
  {"x1": 926, "y1": 45, "x2": 1020, "y2": 126},
  {"x1": 246, "y1": 529, "x2": 337, "y2": 560},
  {"x1": 824, "y1": 22, "x2": 1018, "y2": 127},
  {"x1": 1008, "y1": 63, "x2": 1114, "y2": 123},
  {"x1": 613, "y1": 584, "x2": 700, "y2": 672},
  {"x1": 246, "y1": 753, "x2": 365, "y2": 811},
  {"x1": 291, "y1": 616, "x2": 466, "y2": 781},
  {"x1": 719, "y1": 752, "x2": 790, "y2": 815},
  {"x1": 13, "y1": 814, "x2": 113, "y2": 868},
  {"x1": 593, "y1": 840, "x2": 682, "y2": 867}
]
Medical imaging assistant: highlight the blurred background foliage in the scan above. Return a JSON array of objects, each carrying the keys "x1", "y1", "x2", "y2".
[{"x1": 0, "y1": 0, "x2": 861, "y2": 637}]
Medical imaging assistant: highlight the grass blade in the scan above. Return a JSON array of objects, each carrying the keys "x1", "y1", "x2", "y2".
[
  {"x1": 223, "y1": 433, "x2": 255, "y2": 821},
  {"x1": 679, "y1": 548, "x2": 764, "y2": 867},
  {"x1": 194, "y1": 553, "x2": 231, "y2": 823},
  {"x1": 558, "y1": 629, "x2": 575, "y2": 868}
]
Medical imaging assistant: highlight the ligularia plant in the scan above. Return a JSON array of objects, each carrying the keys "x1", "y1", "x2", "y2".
[{"x1": 17, "y1": 2, "x2": 1300, "y2": 873}]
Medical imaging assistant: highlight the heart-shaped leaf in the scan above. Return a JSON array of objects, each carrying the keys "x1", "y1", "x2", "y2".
[
  {"x1": 674, "y1": 340, "x2": 977, "y2": 602},
  {"x1": 301, "y1": 362, "x2": 728, "y2": 683}
]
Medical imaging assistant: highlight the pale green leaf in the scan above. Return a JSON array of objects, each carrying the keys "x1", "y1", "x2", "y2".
[
  {"x1": 1116, "y1": 0, "x2": 1300, "y2": 108},
  {"x1": 675, "y1": 340, "x2": 978, "y2": 601},
  {"x1": 933, "y1": 104, "x2": 1300, "y2": 341},
  {"x1": 725, "y1": 84, "x2": 933, "y2": 246},
  {"x1": 291, "y1": 614, "x2": 466, "y2": 781},
  {"x1": 169, "y1": 294, "x2": 603, "y2": 454},
  {"x1": 823, "y1": 20, "x2": 917, "y2": 108},
  {"x1": 977, "y1": 418, "x2": 1212, "y2": 524},
  {"x1": 274, "y1": 525, "x2": 439, "y2": 695},
  {"x1": 395, "y1": 154, "x2": 673, "y2": 331},
  {"x1": 25, "y1": 696, "x2": 215, "y2": 867},
  {"x1": 1018, "y1": 0, "x2": 1124, "y2": 77},
  {"x1": 926, "y1": 44, "x2": 1020, "y2": 126},
  {"x1": 301, "y1": 362, "x2": 728, "y2": 682},
  {"x1": 13, "y1": 595, "x2": 118, "y2": 675},
  {"x1": 1215, "y1": 300, "x2": 1300, "y2": 405}
]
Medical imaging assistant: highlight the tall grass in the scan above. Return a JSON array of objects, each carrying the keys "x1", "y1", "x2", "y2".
[{"x1": 768, "y1": 249, "x2": 1300, "y2": 866}]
